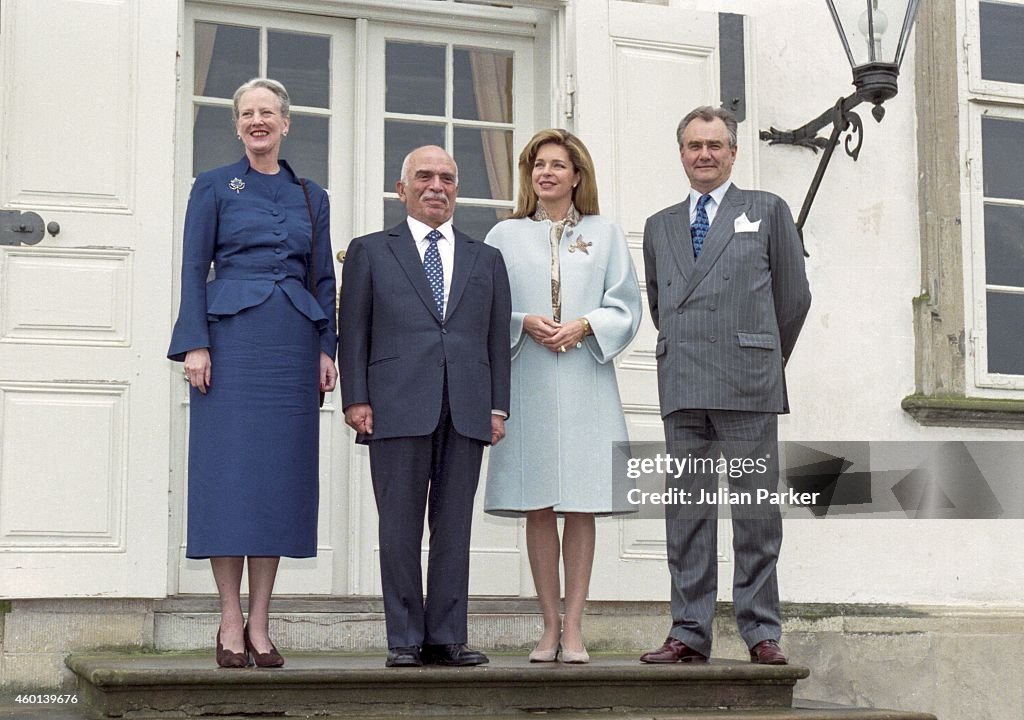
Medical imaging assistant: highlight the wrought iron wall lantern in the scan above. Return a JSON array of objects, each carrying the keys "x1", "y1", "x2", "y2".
[{"x1": 760, "y1": 0, "x2": 921, "y2": 252}]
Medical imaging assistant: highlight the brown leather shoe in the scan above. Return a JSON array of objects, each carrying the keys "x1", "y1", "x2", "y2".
[
  {"x1": 639, "y1": 636, "x2": 708, "y2": 664},
  {"x1": 749, "y1": 639, "x2": 788, "y2": 665},
  {"x1": 215, "y1": 629, "x2": 249, "y2": 668},
  {"x1": 244, "y1": 626, "x2": 285, "y2": 668}
]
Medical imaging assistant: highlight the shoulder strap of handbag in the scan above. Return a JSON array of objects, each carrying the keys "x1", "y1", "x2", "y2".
[{"x1": 299, "y1": 178, "x2": 317, "y2": 295}]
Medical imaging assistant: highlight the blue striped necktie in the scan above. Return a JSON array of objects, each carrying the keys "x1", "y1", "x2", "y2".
[
  {"x1": 423, "y1": 229, "x2": 445, "y2": 317},
  {"x1": 691, "y1": 194, "x2": 711, "y2": 258}
]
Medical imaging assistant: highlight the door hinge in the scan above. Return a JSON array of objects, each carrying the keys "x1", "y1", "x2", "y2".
[{"x1": 565, "y1": 73, "x2": 576, "y2": 120}]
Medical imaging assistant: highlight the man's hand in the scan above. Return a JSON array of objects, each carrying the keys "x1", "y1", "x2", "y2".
[
  {"x1": 345, "y1": 403, "x2": 374, "y2": 435},
  {"x1": 490, "y1": 414, "x2": 506, "y2": 446}
]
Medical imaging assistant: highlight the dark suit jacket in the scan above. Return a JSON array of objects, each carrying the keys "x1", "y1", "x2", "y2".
[
  {"x1": 338, "y1": 221, "x2": 512, "y2": 444},
  {"x1": 642, "y1": 184, "x2": 811, "y2": 416}
]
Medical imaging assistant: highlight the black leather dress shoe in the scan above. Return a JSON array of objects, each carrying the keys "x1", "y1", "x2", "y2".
[
  {"x1": 385, "y1": 646, "x2": 422, "y2": 667},
  {"x1": 421, "y1": 643, "x2": 489, "y2": 666}
]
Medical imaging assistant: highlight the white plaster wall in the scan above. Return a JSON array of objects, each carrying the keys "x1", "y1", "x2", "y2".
[{"x1": 680, "y1": 0, "x2": 1024, "y2": 606}]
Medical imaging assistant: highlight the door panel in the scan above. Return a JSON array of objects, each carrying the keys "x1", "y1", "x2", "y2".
[
  {"x1": 573, "y1": 0, "x2": 746, "y2": 600},
  {"x1": 0, "y1": 0, "x2": 177, "y2": 597}
]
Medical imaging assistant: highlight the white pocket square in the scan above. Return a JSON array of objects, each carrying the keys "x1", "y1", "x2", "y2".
[{"x1": 734, "y1": 213, "x2": 761, "y2": 233}]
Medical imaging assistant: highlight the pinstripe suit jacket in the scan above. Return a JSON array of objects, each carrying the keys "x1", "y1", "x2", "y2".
[{"x1": 642, "y1": 184, "x2": 810, "y2": 417}]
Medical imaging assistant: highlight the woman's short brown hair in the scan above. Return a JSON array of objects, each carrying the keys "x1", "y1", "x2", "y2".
[{"x1": 511, "y1": 129, "x2": 600, "y2": 218}]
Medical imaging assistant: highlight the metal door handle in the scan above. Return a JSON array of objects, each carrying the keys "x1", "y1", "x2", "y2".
[{"x1": 1, "y1": 210, "x2": 59, "y2": 246}]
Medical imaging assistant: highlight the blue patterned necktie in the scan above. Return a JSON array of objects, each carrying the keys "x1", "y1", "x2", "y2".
[
  {"x1": 423, "y1": 229, "x2": 445, "y2": 317},
  {"x1": 691, "y1": 194, "x2": 711, "y2": 258}
]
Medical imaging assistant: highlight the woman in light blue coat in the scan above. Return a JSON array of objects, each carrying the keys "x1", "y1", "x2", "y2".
[{"x1": 484, "y1": 129, "x2": 642, "y2": 663}]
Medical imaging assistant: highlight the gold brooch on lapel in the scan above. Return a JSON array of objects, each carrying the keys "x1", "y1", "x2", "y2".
[
  {"x1": 228, "y1": 178, "x2": 245, "y2": 194},
  {"x1": 568, "y1": 236, "x2": 592, "y2": 255}
]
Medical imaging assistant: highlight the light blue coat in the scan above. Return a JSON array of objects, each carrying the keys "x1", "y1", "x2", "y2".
[{"x1": 484, "y1": 215, "x2": 642, "y2": 516}]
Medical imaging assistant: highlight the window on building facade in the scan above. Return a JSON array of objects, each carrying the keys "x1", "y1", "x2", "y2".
[
  {"x1": 968, "y1": 0, "x2": 1024, "y2": 387},
  {"x1": 191, "y1": 21, "x2": 332, "y2": 188},
  {"x1": 382, "y1": 41, "x2": 515, "y2": 239}
]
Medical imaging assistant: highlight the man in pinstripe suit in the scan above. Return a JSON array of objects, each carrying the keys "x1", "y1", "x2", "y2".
[{"x1": 640, "y1": 106, "x2": 811, "y2": 665}]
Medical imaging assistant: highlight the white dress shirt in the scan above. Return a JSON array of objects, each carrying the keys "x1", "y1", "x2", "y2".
[
  {"x1": 407, "y1": 216, "x2": 455, "y2": 316},
  {"x1": 688, "y1": 180, "x2": 732, "y2": 228}
]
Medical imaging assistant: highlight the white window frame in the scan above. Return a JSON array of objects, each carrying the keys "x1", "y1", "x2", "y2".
[{"x1": 961, "y1": 0, "x2": 1024, "y2": 392}]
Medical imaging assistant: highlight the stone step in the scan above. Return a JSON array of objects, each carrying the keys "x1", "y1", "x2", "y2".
[
  {"x1": 152, "y1": 597, "x2": 734, "y2": 655},
  {"x1": 67, "y1": 652, "x2": 815, "y2": 718}
]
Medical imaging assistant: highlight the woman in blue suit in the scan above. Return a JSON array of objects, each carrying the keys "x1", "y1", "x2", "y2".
[{"x1": 168, "y1": 78, "x2": 337, "y2": 668}]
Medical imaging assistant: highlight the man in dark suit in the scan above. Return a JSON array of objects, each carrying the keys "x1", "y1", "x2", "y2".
[
  {"x1": 338, "y1": 145, "x2": 512, "y2": 667},
  {"x1": 640, "y1": 106, "x2": 811, "y2": 666}
]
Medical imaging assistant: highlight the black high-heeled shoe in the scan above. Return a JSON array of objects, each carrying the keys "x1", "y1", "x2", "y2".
[
  {"x1": 216, "y1": 629, "x2": 249, "y2": 668},
  {"x1": 244, "y1": 625, "x2": 285, "y2": 668}
]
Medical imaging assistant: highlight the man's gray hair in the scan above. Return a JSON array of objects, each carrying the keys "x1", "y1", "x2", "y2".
[
  {"x1": 676, "y1": 105, "x2": 738, "y2": 148},
  {"x1": 232, "y1": 78, "x2": 290, "y2": 121}
]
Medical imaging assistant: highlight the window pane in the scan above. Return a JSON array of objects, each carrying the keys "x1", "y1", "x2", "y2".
[
  {"x1": 194, "y1": 23, "x2": 258, "y2": 99},
  {"x1": 980, "y1": 1, "x2": 1024, "y2": 85},
  {"x1": 454, "y1": 48, "x2": 513, "y2": 122},
  {"x1": 982, "y1": 116, "x2": 1024, "y2": 201},
  {"x1": 268, "y1": 31, "x2": 331, "y2": 109},
  {"x1": 984, "y1": 204, "x2": 1024, "y2": 288},
  {"x1": 193, "y1": 106, "x2": 242, "y2": 176},
  {"x1": 454, "y1": 205, "x2": 510, "y2": 240},
  {"x1": 986, "y1": 291, "x2": 1024, "y2": 375},
  {"x1": 282, "y1": 115, "x2": 330, "y2": 189},
  {"x1": 386, "y1": 42, "x2": 445, "y2": 116},
  {"x1": 453, "y1": 127, "x2": 513, "y2": 200},
  {"x1": 384, "y1": 198, "x2": 407, "y2": 230},
  {"x1": 384, "y1": 121, "x2": 445, "y2": 191}
]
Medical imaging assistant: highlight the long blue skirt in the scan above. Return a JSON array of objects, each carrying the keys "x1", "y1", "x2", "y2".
[{"x1": 186, "y1": 287, "x2": 320, "y2": 558}]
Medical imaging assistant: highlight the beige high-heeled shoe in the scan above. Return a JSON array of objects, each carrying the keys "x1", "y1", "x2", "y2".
[
  {"x1": 528, "y1": 643, "x2": 561, "y2": 662},
  {"x1": 560, "y1": 645, "x2": 590, "y2": 664}
]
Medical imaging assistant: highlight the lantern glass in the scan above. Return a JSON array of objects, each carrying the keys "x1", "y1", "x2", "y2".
[{"x1": 826, "y1": 0, "x2": 920, "y2": 69}]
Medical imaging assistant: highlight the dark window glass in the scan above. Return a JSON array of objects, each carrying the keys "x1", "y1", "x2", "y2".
[
  {"x1": 982, "y1": 116, "x2": 1024, "y2": 201},
  {"x1": 453, "y1": 48, "x2": 513, "y2": 122},
  {"x1": 194, "y1": 23, "x2": 259, "y2": 99},
  {"x1": 386, "y1": 42, "x2": 445, "y2": 116},
  {"x1": 268, "y1": 31, "x2": 331, "y2": 109},
  {"x1": 453, "y1": 128, "x2": 513, "y2": 200},
  {"x1": 984, "y1": 203, "x2": 1024, "y2": 288},
  {"x1": 980, "y1": 1, "x2": 1024, "y2": 85},
  {"x1": 986, "y1": 291, "x2": 1024, "y2": 374},
  {"x1": 454, "y1": 205, "x2": 510, "y2": 239},
  {"x1": 384, "y1": 198, "x2": 407, "y2": 230},
  {"x1": 283, "y1": 115, "x2": 330, "y2": 189},
  {"x1": 384, "y1": 121, "x2": 445, "y2": 191},
  {"x1": 193, "y1": 106, "x2": 241, "y2": 175}
]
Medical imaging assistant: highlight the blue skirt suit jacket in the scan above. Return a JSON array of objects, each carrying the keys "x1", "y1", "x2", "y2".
[{"x1": 168, "y1": 157, "x2": 337, "y2": 558}]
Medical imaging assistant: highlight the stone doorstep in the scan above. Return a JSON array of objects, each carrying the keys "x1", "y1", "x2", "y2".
[{"x1": 66, "y1": 653, "x2": 810, "y2": 718}]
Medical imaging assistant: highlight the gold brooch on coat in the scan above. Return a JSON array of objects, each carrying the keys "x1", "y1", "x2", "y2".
[
  {"x1": 568, "y1": 236, "x2": 591, "y2": 255},
  {"x1": 228, "y1": 178, "x2": 246, "y2": 194}
]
